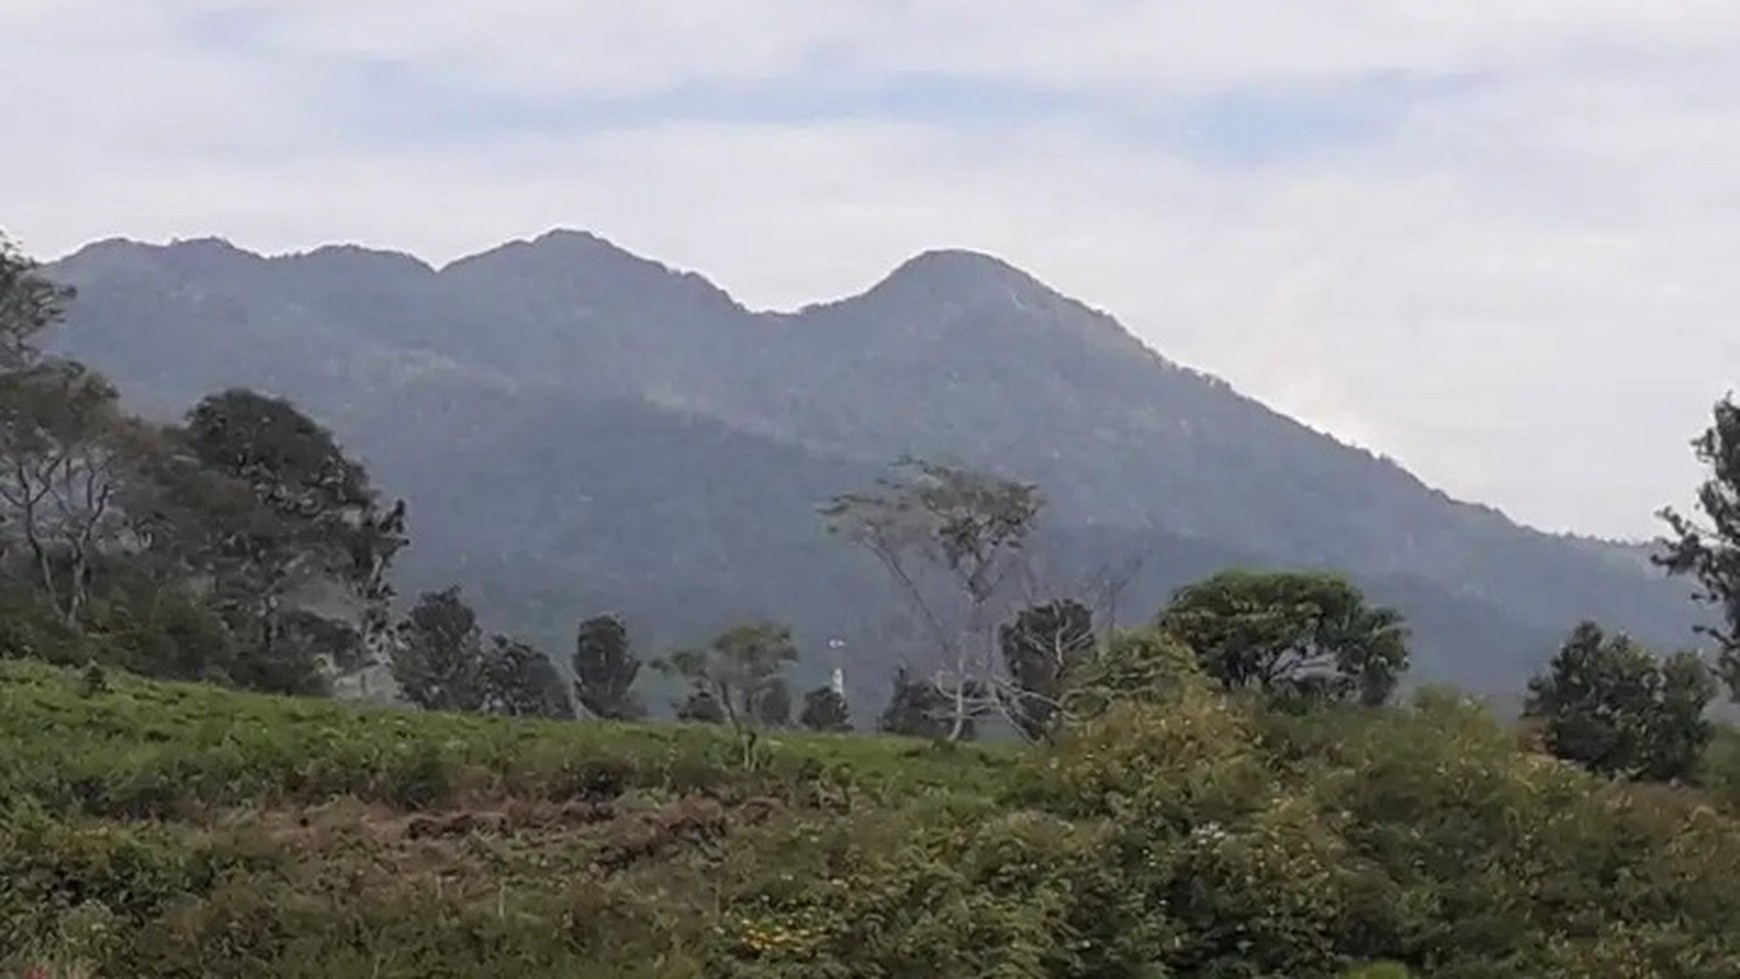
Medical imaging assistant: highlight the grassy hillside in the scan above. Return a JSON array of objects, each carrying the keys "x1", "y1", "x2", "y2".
[{"x1": 4, "y1": 660, "x2": 1740, "y2": 978}]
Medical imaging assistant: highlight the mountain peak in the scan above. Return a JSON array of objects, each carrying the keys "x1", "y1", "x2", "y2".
[
  {"x1": 441, "y1": 228, "x2": 744, "y2": 314},
  {"x1": 446, "y1": 228, "x2": 668, "y2": 276},
  {"x1": 288, "y1": 244, "x2": 436, "y2": 279},
  {"x1": 873, "y1": 248, "x2": 1050, "y2": 299}
]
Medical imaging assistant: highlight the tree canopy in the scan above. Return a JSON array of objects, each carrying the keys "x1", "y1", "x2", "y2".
[
  {"x1": 823, "y1": 458, "x2": 1043, "y2": 740},
  {"x1": 1157, "y1": 569, "x2": 1410, "y2": 707},
  {"x1": 1525, "y1": 621, "x2": 1715, "y2": 782},
  {"x1": 657, "y1": 621, "x2": 797, "y2": 730},
  {"x1": 1659, "y1": 394, "x2": 1740, "y2": 698},
  {"x1": 572, "y1": 614, "x2": 643, "y2": 720}
]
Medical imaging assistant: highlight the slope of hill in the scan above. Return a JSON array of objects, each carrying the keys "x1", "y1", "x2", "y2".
[{"x1": 43, "y1": 231, "x2": 1701, "y2": 700}]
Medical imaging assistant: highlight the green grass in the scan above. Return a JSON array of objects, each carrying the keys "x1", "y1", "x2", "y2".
[{"x1": 0, "y1": 659, "x2": 1014, "y2": 819}]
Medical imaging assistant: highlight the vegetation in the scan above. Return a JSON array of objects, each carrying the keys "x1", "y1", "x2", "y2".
[
  {"x1": 998, "y1": 598, "x2": 1095, "y2": 741},
  {"x1": 572, "y1": 614, "x2": 644, "y2": 720},
  {"x1": 822, "y1": 459, "x2": 1044, "y2": 740},
  {"x1": 6, "y1": 654, "x2": 1740, "y2": 976},
  {"x1": 797, "y1": 684, "x2": 852, "y2": 732},
  {"x1": 1157, "y1": 570, "x2": 1410, "y2": 708},
  {"x1": 1524, "y1": 621, "x2": 1715, "y2": 781},
  {"x1": 1659, "y1": 393, "x2": 1740, "y2": 698},
  {"x1": 6, "y1": 232, "x2": 1740, "y2": 974}
]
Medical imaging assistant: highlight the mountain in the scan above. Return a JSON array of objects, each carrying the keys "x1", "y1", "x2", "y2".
[{"x1": 42, "y1": 230, "x2": 1703, "y2": 706}]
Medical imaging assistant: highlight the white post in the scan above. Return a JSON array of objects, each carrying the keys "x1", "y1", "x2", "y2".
[{"x1": 827, "y1": 638, "x2": 847, "y2": 696}]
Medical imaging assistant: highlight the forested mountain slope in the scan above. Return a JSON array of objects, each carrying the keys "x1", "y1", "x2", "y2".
[{"x1": 45, "y1": 231, "x2": 1698, "y2": 699}]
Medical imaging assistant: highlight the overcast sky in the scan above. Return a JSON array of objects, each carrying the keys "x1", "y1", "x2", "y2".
[{"x1": 5, "y1": 2, "x2": 1738, "y2": 540}]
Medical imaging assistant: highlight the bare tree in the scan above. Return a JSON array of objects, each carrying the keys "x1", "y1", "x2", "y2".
[{"x1": 822, "y1": 458, "x2": 1043, "y2": 740}]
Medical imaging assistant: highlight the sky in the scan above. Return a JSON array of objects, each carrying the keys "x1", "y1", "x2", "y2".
[{"x1": 5, "y1": 1, "x2": 1739, "y2": 541}]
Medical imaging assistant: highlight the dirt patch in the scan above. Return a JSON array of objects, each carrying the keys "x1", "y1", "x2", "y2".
[{"x1": 595, "y1": 795, "x2": 729, "y2": 873}]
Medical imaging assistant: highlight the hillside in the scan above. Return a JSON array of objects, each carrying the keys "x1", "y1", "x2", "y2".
[
  {"x1": 4, "y1": 659, "x2": 1740, "y2": 977},
  {"x1": 43, "y1": 231, "x2": 1701, "y2": 700}
]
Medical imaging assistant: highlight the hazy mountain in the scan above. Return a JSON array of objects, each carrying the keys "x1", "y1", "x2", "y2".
[{"x1": 44, "y1": 230, "x2": 1703, "y2": 704}]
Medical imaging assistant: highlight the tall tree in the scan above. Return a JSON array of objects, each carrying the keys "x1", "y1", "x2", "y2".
[
  {"x1": 0, "y1": 360, "x2": 133, "y2": 627},
  {"x1": 1658, "y1": 394, "x2": 1740, "y2": 698},
  {"x1": 177, "y1": 388, "x2": 408, "y2": 692},
  {"x1": 1525, "y1": 621, "x2": 1715, "y2": 782},
  {"x1": 1157, "y1": 570, "x2": 1410, "y2": 707},
  {"x1": 483, "y1": 635, "x2": 573, "y2": 720},
  {"x1": 392, "y1": 586, "x2": 489, "y2": 713},
  {"x1": 998, "y1": 598, "x2": 1095, "y2": 742},
  {"x1": 822, "y1": 458, "x2": 1043, "y2": 740},
  {"x1": 573, "y1": 614, "x2": 644, "y2": 719},
  {"x1": 657, "y1": 621, "x2": 797, "y2": 730}
]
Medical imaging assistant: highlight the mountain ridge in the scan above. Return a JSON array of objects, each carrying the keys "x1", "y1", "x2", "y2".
[{"x1": 41, "y1": 230, "x2": 1703, "y2": 702}]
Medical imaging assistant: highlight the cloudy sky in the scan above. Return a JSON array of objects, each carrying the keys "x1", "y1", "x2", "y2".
[{"x1": 6, "y1": 1, "x2": 1739, "y2": 540}]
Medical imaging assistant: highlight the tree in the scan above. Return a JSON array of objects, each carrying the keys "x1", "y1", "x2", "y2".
[
  {"x1": 0, "y1": 234, "x2": 71, "y2": 370},
  {"x1": 798, "y1": 685, "x2": 853, "y2": 732},
  {"x1": 1063, "y1": 627, "x2": 1206, "y2": 721},
  {"x1": 822, "y1": 458, "x2": 1043, "y2": 740},
  {"x1": 392, "y1": 586, "x2": 489, "y2": 713},
  {"x1": 657, "y1": 621, "x2": 797, "y2": 730},
  {"x1": 750, "y1": 677, "x2": 792, "y2": 728},
  {"x1": 1658, "y1": 394, "x2": 1740, "y2": 698},
  {"x1": 573, "y1": 614, "x2": 643, "y2": 719},
  {"x1": 878, "y1": 665, "x2": 962, "y2": 740},
  {"x1": 998, "y1": 598, "x2": 1095, "y2": 741},
  {"x1": 176, "y1": 389, "x2": 409, "y2": 692},
  {"x1": 1524, "y1": 621, "x2": 1715, "y2": 781},
  {"x1": 677, "y1": 690, "x2": 727, "y2": 724},
  {"x1": 0, "y1": 359, "x2": 134, "y2": 627},
  {"x1": 483, "y1": 635, "x2": 573, "y2": 720},
  {"x1": 1157, "y1": 570, "x2": 1409, "y2": 707}
]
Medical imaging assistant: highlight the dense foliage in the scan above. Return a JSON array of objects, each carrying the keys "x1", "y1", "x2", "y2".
[
  {"x1": 1524, "y1": 621, "x2": 1715, "y2": 781},
  {"x1": 1157, "y1": 570, "x2": 1410, "y2": 707}
]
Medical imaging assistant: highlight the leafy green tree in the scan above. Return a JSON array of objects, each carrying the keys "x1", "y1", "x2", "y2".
[
  {"x1": 998, "y1": 598, "x2": 1095, "y2": 741},
  {"x1": 1063, "y1": 627, "x2": 1206, "y2": 721},
  {"x1": 483, "y1": 635, "x2": 572, "y2": 719},
  {"x1": 656, "y1": 621, "x2": 797, "y2": 730},
  {"x1": 572, "y1": 614, "x2": 643, "y2": 720},
  {"x1": 1524, "y1": 621, "x2": 1715, "y2": 781},
  {"x1": 823, "y1": 458, "x2": 1043, "y2": 740},
  {"x1": 392, "y1": 586, "x2": 488, "y2": 713},
  {"x1": 798, "y1": 685, "x2": 852, "y2": 732},
  {"x1": 1158, "y1": 570, "x2": 1410, "y2": 707},
  {"x1": 175, "y1": 388, "x2": 408, "y2": 692},
  {"x1": 1658, "y1": 394, "x2": 1740, "y2": 698}
]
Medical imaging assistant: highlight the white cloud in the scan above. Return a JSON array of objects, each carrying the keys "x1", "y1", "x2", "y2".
[{"x1": 3, "y1": 2, "x2": 1739, "y2": 538}]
